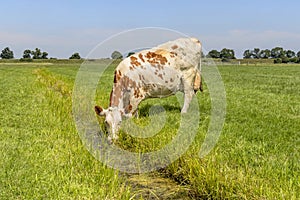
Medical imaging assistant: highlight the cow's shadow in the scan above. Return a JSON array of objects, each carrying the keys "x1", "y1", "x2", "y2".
[{"x1": 138, "y1": 104, "x2": 181, "y2": 117}]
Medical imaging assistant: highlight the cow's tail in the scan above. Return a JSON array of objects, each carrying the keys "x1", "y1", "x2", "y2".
[
  {"x1": 193, "y1": 45, "x2": 203, "y2": 92},
  {"x1": 193, "y1": 70, "x2": 203, "y2": 92}
]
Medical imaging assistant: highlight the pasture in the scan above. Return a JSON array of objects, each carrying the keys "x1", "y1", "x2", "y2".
[{"x1": 0, "y1": 61, "x2": 299, "y2": 199}]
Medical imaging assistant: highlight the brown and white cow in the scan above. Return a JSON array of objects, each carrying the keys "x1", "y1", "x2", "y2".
[{"x1": 95, "y1": 37, "x2": 202, "y2": 141}]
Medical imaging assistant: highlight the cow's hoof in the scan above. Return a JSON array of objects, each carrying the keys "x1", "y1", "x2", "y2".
[
  {"x1": 107, "y1": 135, "x2": 119, "y2": 144},
  {"x1": 107, "y1": 136, "x2": 114, "y2": 144},
  {"x1": 181, "y1": 110, "x2": 188, "y2": 114}
]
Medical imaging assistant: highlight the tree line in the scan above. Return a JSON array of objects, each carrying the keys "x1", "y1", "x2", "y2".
[
  {"x1": 2, "y1": 46, "x2": 300, "y2": 64},
  {"x1": 207, "y1": 47, "x2": 300, "y2": 63},
  {"x1": 0, "y1": 47, "x2": 81, "y2": 60}
]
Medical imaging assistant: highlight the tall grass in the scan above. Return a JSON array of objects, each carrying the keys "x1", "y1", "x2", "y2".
[
  {"x1": 0, "y1": 64, "x2": 130, "y2": 199},
  {"x1": 94, "y1": 63, "x2": 300, "y2": 199}
]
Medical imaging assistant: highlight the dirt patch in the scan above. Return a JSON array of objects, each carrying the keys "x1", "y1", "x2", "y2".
[{"x1": 126, "y1": 174, "x2": 194, "y2": 200}]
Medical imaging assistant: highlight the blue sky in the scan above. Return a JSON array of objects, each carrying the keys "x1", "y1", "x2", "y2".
[{"x1": 1, "y1": 0, "x2": 300, "y2": 58}]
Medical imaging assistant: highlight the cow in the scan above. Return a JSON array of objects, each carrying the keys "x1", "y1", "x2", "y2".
[{"x1": 95, "y1": 37, "x2": 203, "y2": 142}]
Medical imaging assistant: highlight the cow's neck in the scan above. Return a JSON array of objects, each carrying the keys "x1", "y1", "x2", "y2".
[{"x1": 110, "y1": 86, "x2": 134, "y2": 115}]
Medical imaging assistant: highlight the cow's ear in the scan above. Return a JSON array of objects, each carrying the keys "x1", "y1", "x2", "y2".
[{"x1": 95, "y1": 105, "x2": 106, "y2": 116}]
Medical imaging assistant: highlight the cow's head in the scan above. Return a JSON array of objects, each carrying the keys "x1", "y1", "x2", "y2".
[{"x1": 94, "y1": 105, "x2": 123, "y2": 141}]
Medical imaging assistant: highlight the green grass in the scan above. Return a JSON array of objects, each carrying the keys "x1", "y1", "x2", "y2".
[
  {"x1": 0, "y1": 63, "x2": 130, "y2": 199},
  {"x1": 1, "y1": 61, "x2": 299, "y2": 199}
]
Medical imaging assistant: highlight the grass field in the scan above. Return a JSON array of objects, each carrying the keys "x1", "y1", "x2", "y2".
[{"x1": 0, "y1": 61, "x2": 299, "y2": 199}]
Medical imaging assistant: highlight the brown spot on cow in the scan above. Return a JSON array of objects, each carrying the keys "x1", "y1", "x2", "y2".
[
  {"x1": 110, "y1": 75, "x2": 138, "y2": 107},
  {"x1": 171, "y1": 45, "x2": 178, "y2": 49},
  {"x1": 157, "y1": 65, "x2": 164, "y2": 70},
  {"x1": 138, "y1": 74, "x2": 146, "y2": 80},
  {"x1": 130, "y1": 56, "x2": 138, "y2": 61},
  {"x1": 130, "y1": 56, "x2": 141, "y2": 67},
  {"x1": 170, "y1": 51, "x2": 177, "y2": 58},
  {"x1": 109, "y1": 91, "x2": 113, "y2": 106},
  {"x1": 158, "y1": 74, "x2": 163, "y2": 80},
  {"x1": 134, "y1": 88, "x2": 141, "y2": 98},
  {"x1": 113, "y1": 71, "x2": 117, "y2": 83},
  {"x1": 145, "y1": 51, "x2": 168, "y2": 66},
  {"x1": 110, "y1": 84, "x2": 122, "y2": 107},
  {"x1": 125, "y1": 104, "x2": 133, "y2": 113},
  {"x1": 138, "y1": 53, "x2": 145, "y2": 62},
  {"x1": 113, "y1": 70, "x2": 122, "y2": 83}
]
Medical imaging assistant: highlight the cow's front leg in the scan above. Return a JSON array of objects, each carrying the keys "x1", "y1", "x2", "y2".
[
  {"x1": 181, "y1": 89, "x2": 194, "y2": 113},
  {"x1": 129, "y1": 95, "x2": 143, "y2": 118}
]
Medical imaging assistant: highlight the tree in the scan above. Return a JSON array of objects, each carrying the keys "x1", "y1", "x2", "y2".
[
  {"x1": 0, "y1": 47, "x2": 14, "y2": 59},
  {"x1": 252, "y1": 48, "x2": 260, "y2": 59},
  {"x1": 285, "y1": 50, "x2": 295, "y2": 58},
  {"x1": 31, "y1": 48, "x2": 48, "y2": 59},
  {"x1": 32, "y1": 48, "x2": 42, "y2": 59},
  {"x1": 243, "y1": 49, "x2": 252, "y2": 59},
  {"x1": 126, "y1": 52, "x2": 135, "y2": 57},
  {"x1": 259, "y1": 49, "x2": 271, "y2": 59},
  {"x1": 111, "y1": 51, "x2": 123, "y2": 59},
  {"x1": 220, "y1": 48, "x2": 235, "y2": 59},
  {"x1": 297, "y1": 51, "x2": 300, "y2": 58},
  {"x1": 23, "y1": 49, "x2": 32, "y2": 58},
  {"x1": 207, "y1": 50, "x2": 220, "y2": 58},
  {"x1": 271, "y1": 47, "x2": 285, "y2": 58},
  {"x1": 69, "y1": 52, "x2": 81, "y2": 59},
  {"x1": 41, "y1": 52, "x2": 48, "y2": 59}
]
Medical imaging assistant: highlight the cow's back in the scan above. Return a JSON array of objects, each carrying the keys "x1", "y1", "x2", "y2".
[
  {"x1": 116, "y1": 49, "x2": 182, "y2": 97},
  {"x1": 110, "y1": 38, "x2": 201, "y2": 107}
]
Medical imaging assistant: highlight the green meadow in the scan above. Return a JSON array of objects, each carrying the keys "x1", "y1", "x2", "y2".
[{"x1": 0, "y1": 61, "x2": 299, "y2": 199}]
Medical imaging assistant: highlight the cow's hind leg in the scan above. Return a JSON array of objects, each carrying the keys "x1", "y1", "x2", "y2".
[{"x1": 181, "y1": 88, "x2": 195, "y2": 113}]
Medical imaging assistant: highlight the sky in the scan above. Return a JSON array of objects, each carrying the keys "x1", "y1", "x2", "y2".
[{"x1": 1, "y1": 0, "x2": 300, "y2": 58}]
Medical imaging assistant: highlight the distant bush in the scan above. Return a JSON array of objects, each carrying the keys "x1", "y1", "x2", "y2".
[
  {"x1": 274, "y1": 58, "x2": 282, "y2": 64},
  {"x1": 111, "y1": 51, "x2": 123, "y2": 59},
  {"x1": 126, "y1": 52, "x2": 135, "y2": 57},
  {"x1": 289, "y1": 57, "x2": 299, "y2": 63},
  {"x1": 1, "y1": 47, "x2": 14, "y2": 59},
  {"x1": 19, "y1": 58, "x2": 33, "y2": 62},
  {"x1": 221, "y1": 58, "x2": 230, "y2": 62},
  {"x1": 281, "y1": 57, "x2": 289, "y2": 63},
  {"x1": 69, "y1": 53, "x2": 81, "y2": 59},
  {"x1": 208, "y1": 50, "x2": 221, "y2": 58}
]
